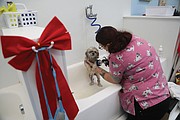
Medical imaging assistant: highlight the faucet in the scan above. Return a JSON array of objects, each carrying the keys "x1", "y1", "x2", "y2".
[
  {"x1": 85, "y1": 5, "x2": 101, "y2": 33},
  {"x1": 85, "y1": 5, "x2": 97, "y2": 18}
]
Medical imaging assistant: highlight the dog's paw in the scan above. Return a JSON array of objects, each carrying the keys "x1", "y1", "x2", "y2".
[
  {"x1": 89, "y1": 82, "x2": 95, "y2": 86},
  {"x1": 97, "y1": 83, "x2": 103, "y2": 87}
]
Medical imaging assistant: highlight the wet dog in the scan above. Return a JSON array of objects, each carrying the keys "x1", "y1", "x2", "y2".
[{"x1": 84, "y1": 47, "x2": 102, "y2": 87}]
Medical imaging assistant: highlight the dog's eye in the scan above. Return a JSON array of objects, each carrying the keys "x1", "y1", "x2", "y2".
[
  {"x1": 89, "y1": 51, "x2": 94, "y2": 54},
  {"x1": 91, "y1": 52, "x2": 95, "y2": 55}
]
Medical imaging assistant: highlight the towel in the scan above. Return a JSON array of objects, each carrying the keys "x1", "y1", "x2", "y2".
[{"x1": 168, "y1": 82, "x2": 180, "y2": 108}]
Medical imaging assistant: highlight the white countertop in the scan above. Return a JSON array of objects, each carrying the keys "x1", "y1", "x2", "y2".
[
  {"x1": 0, "y1": 26, "x2": 44, "y2": 40},
  {"x1": 123, "y1": 16, "x2": 180, "y2": 19}
]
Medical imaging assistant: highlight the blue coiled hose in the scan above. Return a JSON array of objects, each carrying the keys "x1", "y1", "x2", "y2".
[
  {"x1": 85, "y1": 6, "x2": 101, "y2": 33},
  {"x1": 87, "y1": 16, "x2": 101, "y2": 33}
]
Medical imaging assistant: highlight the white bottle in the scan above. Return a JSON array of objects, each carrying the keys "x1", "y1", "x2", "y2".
[{"x1": 158, "y1": 45, "x2": 163, "y2": 58}]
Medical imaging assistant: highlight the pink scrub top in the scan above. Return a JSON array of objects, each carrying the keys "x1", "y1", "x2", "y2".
[{"x1": 109, "y1": 35, "x2": 170, "y2": 115}]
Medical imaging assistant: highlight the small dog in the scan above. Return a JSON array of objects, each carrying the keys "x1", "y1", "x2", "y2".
[{"x1": 84, "y1": 47, "x2": 102, "y2": 87}]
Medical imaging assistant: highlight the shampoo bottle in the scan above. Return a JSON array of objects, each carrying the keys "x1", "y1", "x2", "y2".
[{"x1": 158, "y1": 45, "x2": 164, "y2": 58}]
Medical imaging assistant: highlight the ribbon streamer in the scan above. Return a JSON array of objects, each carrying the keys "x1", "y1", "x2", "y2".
[{"x1": 0, "y1": 16, "x2": 79, "y2": 120}]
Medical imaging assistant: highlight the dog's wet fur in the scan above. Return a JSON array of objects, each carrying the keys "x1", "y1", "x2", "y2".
[{"x1": 84, "y1": 47, "x2": 102, "y2": 87}]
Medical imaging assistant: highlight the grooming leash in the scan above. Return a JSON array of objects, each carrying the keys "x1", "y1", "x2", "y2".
[{"x1": 32, "y1": 41, "x2": 68, "y2": 120}]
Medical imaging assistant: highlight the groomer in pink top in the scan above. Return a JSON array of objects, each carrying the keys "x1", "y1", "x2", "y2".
[{"x1": 87, "y1": 26, "x2": 170, "y2": 120}]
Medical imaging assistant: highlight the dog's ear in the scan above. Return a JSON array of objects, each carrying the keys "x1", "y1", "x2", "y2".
[
  {"x1": 85, "y1": 50, "x2": 88, "y2": 57},
  {"x1": 95, "y1": 47, "x2": 98, "y2": 51},
  {"x1": 92, "y1": 47, "x2": 98, "y2": 51},
  {"x1": 97, "y1": 51, "x2": 99, "y2": 57}
]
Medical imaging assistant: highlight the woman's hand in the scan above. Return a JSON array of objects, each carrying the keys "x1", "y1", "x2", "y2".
[
  {"x1": 85, "y1": 60, "x2": 121, "y2": 84},
  {"x1": 84, "y1": 60, "x2": 94, "y2": 67}
]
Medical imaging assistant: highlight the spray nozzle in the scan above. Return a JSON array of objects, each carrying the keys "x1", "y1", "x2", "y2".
[{"x1": 96, "y1": 57, "x2": 109, "y2": 67}]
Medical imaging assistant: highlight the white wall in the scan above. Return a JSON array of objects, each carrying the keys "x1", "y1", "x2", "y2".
[
  {"x1": 0, "y1": 0, "x2": 131, "y2": 66},
  {"x1": 123, "y1": 16, "x2": 180, "y2": 80},
  {"x1": 131, "y1": 0, "x2": 180, "y2": 15}
]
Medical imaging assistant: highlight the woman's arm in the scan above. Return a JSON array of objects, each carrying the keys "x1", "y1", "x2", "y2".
[{"x1": 95, "y1": 66, "x2": 121, "y2": 84}]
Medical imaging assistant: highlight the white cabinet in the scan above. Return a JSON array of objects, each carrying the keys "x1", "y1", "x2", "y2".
[
  {"x1": 123, "y1": 16, "x2": 180, "y2": 80},
  {"x1": 0, "y1": 26, "x2": 68, "y2": 120},
  {"x1": 0, "y1": 27, "x2": 44, "y2": 89}
]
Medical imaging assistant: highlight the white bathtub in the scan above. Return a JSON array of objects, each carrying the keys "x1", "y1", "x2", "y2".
[
  {"x1": 67, "y1": 58, "x2": 167, "y2": 120},
  {"x1": 0, "y1": 83, "x2": 36, "y2": 120},
  {"x1": 67, "y1": 62, "x2": 125, "y2": 120}
]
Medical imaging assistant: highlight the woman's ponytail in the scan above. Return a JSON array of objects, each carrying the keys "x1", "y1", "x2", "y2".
[
  {"x1": 96, "y1": 26, "x2": 132, "y2": 53},
  {"x1": 108, "y1": 31, "x2": 132, "y2": 53}
]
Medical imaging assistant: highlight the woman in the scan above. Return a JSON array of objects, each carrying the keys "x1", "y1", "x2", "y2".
[{"x1": 88, "y1": 26, "x2": 170, "y2": 120}]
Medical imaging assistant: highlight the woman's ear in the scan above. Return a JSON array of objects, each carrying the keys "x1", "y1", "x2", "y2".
[
  {"x1": 106, "y1": 43, "x2": 111, "y2": 50},
  {"x1": 106, "y1": 43, "x2": 110, "y2": 46}
]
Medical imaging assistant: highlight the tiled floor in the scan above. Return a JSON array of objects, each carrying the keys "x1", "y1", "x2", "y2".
[
  {"x1": 116, "y1": 104, "x2": 180, "y2": 120},
  {"x1": 116, "y1": 112, "x2": 170, "y2": 120},
  {"x1": 116, "y1": 114, "x2": 127, "y2": 120},
  {"x1": 160, "y1": 113, "x2": 169, "y2": 120}
]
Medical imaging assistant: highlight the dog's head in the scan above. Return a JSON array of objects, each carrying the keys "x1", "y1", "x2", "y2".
[{"x1": 85, "y1": 47, "x2": 99, "y2": 63}]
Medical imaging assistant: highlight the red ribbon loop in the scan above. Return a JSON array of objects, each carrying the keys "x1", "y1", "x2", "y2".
[{"x1": 1, "y1": 16, "x2": 79, "y2": 120}]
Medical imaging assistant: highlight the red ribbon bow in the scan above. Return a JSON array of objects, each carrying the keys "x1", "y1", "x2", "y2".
[{"x1": 1, "y1": 16, "x2": 79, "y2": 120}]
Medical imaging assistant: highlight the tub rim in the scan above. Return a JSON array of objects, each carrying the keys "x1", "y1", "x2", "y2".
[{"x1": 76, "y1": 84, "x2": 121, "y2": 112}]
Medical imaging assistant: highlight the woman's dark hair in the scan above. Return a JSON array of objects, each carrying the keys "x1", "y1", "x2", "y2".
[{"x1": 96, "y1": 26, "x2": 132, "y2": 53}]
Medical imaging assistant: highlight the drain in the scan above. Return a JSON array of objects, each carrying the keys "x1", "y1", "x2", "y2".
[{"x1": 19, "y1": 104, "x2": 25, "y2": 115}]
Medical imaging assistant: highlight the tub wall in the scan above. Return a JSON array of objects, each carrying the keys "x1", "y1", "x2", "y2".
[
  {"x1": 0, "y1": 84, "x2": 36, "y2": 120},
  {"x1": 67, "y1": 61, "x2": 123, "y2": 120},
  {"x1": 76, "y1": 91, "x2": 122, "y2": 120}
]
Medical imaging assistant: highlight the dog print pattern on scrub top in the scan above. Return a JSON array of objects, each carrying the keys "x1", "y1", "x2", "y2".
[{"x1": 108, "y1": 35, "x2": 170, "y2": 115}]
